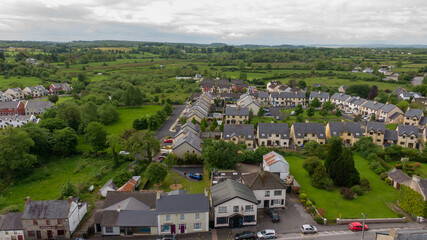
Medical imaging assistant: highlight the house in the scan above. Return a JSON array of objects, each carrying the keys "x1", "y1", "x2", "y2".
[
  {"x1": 0, "y1": 91, "x2": 9, "y2": 102},
  {"x1": 403, "y1": 108, "x2": 427, "y2": 128},
  {"x1": 359, "y1": 100, "x2": 384, "y2": 119},
  {"x1": 237, "y1": 95, "x2": 260, "y2": 115},
  {"x1": 250, "y1": 91, "x2": 270, "y2": 106},
  {"x1": 22, "y1": 197, "x2": 87, "y2": 240},
  {"x1": 344, "y1": 97, "x2": 366, "y2": 115},
  {"x1": 396, "y1": 125, "x2": 419, "y2": 149},
  {"x1": 363, "y1": 68, "x2": 373, "y2": 73},
  {"x1": 49, "y1": 83, "x2": 72, "y2": 94},
  {"x1": 325, "y1": 121, "x2": 364, "y2": 146},
  {"x1": 378, "y1": 104, "x2": 403, "y2": 123},
  {"x1": 399, "y1": 92, "x2": 422, "y2": 101},
  {"x1": 338, "y1": 85, "x2": 346, "y2": 93},
  {"x1": 257, "y1": 123, "x2": 290, "y2": 148},
  {"x1": 392, "y1": 87, "x2": 407, "y2": 96},
  {"x1": 309, "y1": 91, "x2": 329, "y2": 104},
  {"x1": 0, "y1": 101, "x2": 25, "y2": 116},
  {"x1": 231, "y1": 79, "x2": 249, "y2": 93},
  {"x1": 224, "y1": 106, "x2": 249, "y2": 124},
  {"x1": 172, "y1": 131, "x2": 202, "y2": 158},
  {"x1": 290, "y1": 122, "x2": 326, "y2": 146},
  {"x1": 23, "y1": 86, "x2": 49, "y2": 98},
  {"x1": 266, "y1": 81, "x2": 284, "y2": 92},
  {"x1": 270, "y1": 91, "x2": 306, "y2": 107},
  {"x1": 0, "y1": 212, "x2": 24, "y2": 240},
  {"x1": 156, "y1": 190, "x2": 209, "y2": 235},
  {"x1": 384, "y1": 130, "x2": 398, "y2": 146},
  {"x1": 387, "y1": 169, "x2": 427, "y2": 201},
  {"x1": 25, "y1": 58, "x2": 37, "y2": 64},
  {"x1": 0, "y1": 115, "x2": 39, "y2": 129},
  {"x1": 24, "y1": 101, "x2": 53, "y2": 115},
  {"x1": 99, "y1": 179, "x2": 117, "y2": 197},
  {"x1": 219, "y1": 93, "x2": 244, "y2": 102},
  {"x1": 117, "y1": 176, "x2": 141, "y2": 192},
  {"x1": 375, "y1": 228, "x2": 427, "y2": 240},
  {"x1": 365, "y1": 122, "x2": 386, "y2": 146},
  {"x1": 179, "y1": 122, "x2": 200, "y2": 135},
  {"x1": 242, "y1": 171, "x2": 287, "y2": 209},
  {"x1": 200, "y1": 79, "x2": 215, "y2": 93},
  {"x1": 4, "y1": 88, "x2": 25, "y2": 100},
  {"x1": 210, "y1": 179, "x2": 258, "y2": 228},
  {"x1": 216, "y1": 79, "x2": 232, "y2": 93},
  {"x1": 262, "y1": 151, "x2": 290, "y2": 179},
  {"x1": 185, "y1": 109, "x2": 205, "y2": 124},
  {"x1": 387, "y1": 168, "x2": 412, "y2": 190},
  {"x1": 384, "y1": 73, "x2": 399, "y2": 82},
  {"x1": 330, "y1": 93, "x2": 351, "y2": 109},
  {"x1": 222, "y1": 124, "x2": 255, "y2": 149}
]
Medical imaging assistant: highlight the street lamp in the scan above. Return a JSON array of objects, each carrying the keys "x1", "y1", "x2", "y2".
[{"x1": 361, "y1": 213, "x2": 366, "y2": 240}]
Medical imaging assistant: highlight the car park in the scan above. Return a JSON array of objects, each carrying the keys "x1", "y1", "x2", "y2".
[
  {"x1": 189, "y1": 173, "x2": 203, "y2": 180},
  {"x1": 348, "y1": 222, "x2": 368, "y2": 231},
  {"x1": 156, "y1": 235, "x2": 176, "y2": 240},
  {"x1": 300, "y1": 224, "x2": 317, "y2": 234},
  {"x1": 257, "y1": 229, "x2": 277, "y2": 239},
  {"x1": 234, "y1": 231, "x2": 257, "y2": 240},
  {"x1": 265, "y1": 208, "x2": 280, "y2": 222}
]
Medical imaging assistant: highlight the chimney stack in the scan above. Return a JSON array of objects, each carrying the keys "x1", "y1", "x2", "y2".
[
  {"x1": 68, "y1": 196, "x2": 73, "y2": 203},
  {"x1": 305, "y1": 119, "x2": 309, "y2": 123},
  {"x1": 25, "y1": 197, "x2": 31, "y2": 205},
  {"x1": 156, "y1": 191, "x2": 161, "y2": 200},
  {"x1": 117, "y1": 206, "x2": 121, "y2": 212},
  {"x1": 412, "y1": 175, "x2": 420, "y2": 183}
]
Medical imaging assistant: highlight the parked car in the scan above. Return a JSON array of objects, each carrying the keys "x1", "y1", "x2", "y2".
[
  {"x1": 265, "y1": 208, "x2": 280, "y2": 222},
  {"x1": 163, "y1": 145, "x2": 172, "y2": 149},
  {"x1": 300, "y1": 224, "x2": 317, "y2": 234},
  {"x1": 263, "y1": 107, "x2": 269, "y2": 112},
  {"x1": 156, "y1": 235, "x2": 176, "y2": 240},
  {"x1": 257, "y1": 229, "x2": 277, "y2": 239},
  {"x1": 264, "y1": 113, "x2": 272, "y2": 116},
  {"x1": 164, "y1": 138, "x2": 173, "y2": 143},
  {"x1": 189, "y1": 173, "x2": 203, "y2": 180},
  {"x1": 348, "y1": 222, "x2": 368, "y2": 231},
  {"x1": 234, "y1": 231, "x2": 257, "y2": 240}
]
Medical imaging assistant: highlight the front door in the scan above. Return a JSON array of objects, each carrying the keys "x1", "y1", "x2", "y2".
[
  {"x1": 179, "y1": 224, "x2": 185, "y2": 233},
  {"x1": 18, "y1": 236, "x2": 23, "y2": 240},
  {"x1": 36, "y1": 231, "x2": 41, "y2": 239},
  {"x1": 264, "y1": 200, "x2": 269, "y2": 208},
  {"x1": 47, "y1": 230, "x2": 53, "y2": 239},
  {"x1": 171, "y1": 225, "x2": 176, "y2": 234},
  {"x1": 229, "y1": 215, "x2": 243, "y2": 228}
]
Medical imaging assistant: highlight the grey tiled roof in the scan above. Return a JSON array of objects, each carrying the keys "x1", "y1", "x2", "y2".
[
  {"x1": 420, "y1": 117, "x2": 427, "y2": 125},
  {"x1": 380, "y1": 104, "x2": 398, "y2": 113},
  {"x1": 156, "y1": 192, "x2": 209, "y2": 214},
  {"x1": 173, "y1": 131, "x2": 202, "y2": 152},
  {"x1": 405, "y1": 108, "x2": 423, "y2": 119},
  {"x1": 242, "y1": 171, "x2": 286, "y2": 190},
  {"x1": 331, "y1": 93, "x2": 350, "y2": 101},
  {"x1": 387, "y1": 168, "x2": 411, "y2": 184},
  {"x1": 363, "y1": 100, "x2": 384, "y2": 110},
  {"x1": 389, "y1": 112, "x2": 403, "y2": 120},
  {"x1": 0, "y1": 101, "x2": 21, "y2": 109},
  {"x1": 309, "y1": 91, "x2": 329, "y2": 99},
  {"x1": 0, "y1": 212, "x2": 23, "y2": 230},
  {"x1": 200, "y1": 79, "x2": 215, "y2": 87},
  {"x1": 22, "y1": 200, "x2": 70, "y2": 219},
  {"x1": 397, "y1": 125, "x2": 418, "y2": 136},
  {"x1": 223, "y1": 124, "x2": 254, "y2": 140},
  {"x1": 225, "y1": 106, "x2": 249, "y2": 116},
  {"x1": 25, "y1": 100, "x2": 53, "y2": 109},
  {"x1": 117, "y1": 210, "x2": 157, "y2": 227},
  {"x1": 104, "y1": 197, "x2": 151, "y2": 211},
  {"x1": 210, "y1": 179, "x2": 258, "y2": 206},
  {"x1": 328, "y1": 121, "x2": 363, "y2": 138},
  {"x1": 384, "y1": 130, "x2": 397, "y2": 141},
  {"x1": 251, "y1": 91, "x2": 269, "y2": 99},
  {"x1": 392, "y1": 87, "x2": 407, "y2": 96},
  {"x1": 352, "y1": 97, "x2": 367, "y2": 106},
  {"x1": 366, "y1": 122, "x2": 385, "y2": 133},
  {"x1": 103, "y1": 192, "x2": 157, "y2": 209},
  {"x1": 238, "y1": 95, "x2": 260, "y2": 108},
  {"x1": 270, "y1": 91, "x2": 306, "y2": 99},
  {"x1": 292, "y1": 122, "x2": 326, "y2": 139},
  {"x1": 419, "y1": 179, "x2": 427, "y2": 200},
  {"x1": 181, "y1": 122, "x2": 200, "y2": 133},
  {"x1": 258, "y1": 123, "x2": 290, "y2": 139}
]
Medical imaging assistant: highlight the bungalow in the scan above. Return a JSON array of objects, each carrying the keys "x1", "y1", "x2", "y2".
[
  {"x1": 23, "y1": 85, "x2": 48, "y2": 98},
  {"x1": 378, "y1": 104, "x2": 403, "y2": 123},
  {"x1": 365, "y1": 122, "x2": 386, "y2": 146},
  {"x1": 4, "y1": 88, "x2": 25, "y2": 100},
  {"x1": 257, "y1": 123, "x2": 290, "y2": 148},
  {"x1": 270, "y1": 91, "x2": 306, "y2": 107},
  {"x1": 242, "y1": 171, "x2": 287, "y2": 209},
  {"x1": 399, "y1": 92, "x2": 422, "y2": 101},
  {"x1": 172, "y1": 131, "x2": 202, "y2": 158},
  {"x1": 388, "y1": 168, "x2": 411, "y2": 190},
  {"x1": 99, "y1": 179, "x2": 118, "y2": 197},
  {"x1": 222, "y1": 124, "x2": 255, "y2": 149},
  {"x1": 262, "y1": 151, "x2": 290, "y2": 179},
  {"x1": 210, "y1": 179, "x2": 258, "y2": 228},
  {"x1": 359, "y1": 100, "x2": 384, "y2": 119},
  {"x1": 309, "y1": 91, "x2": 329, "y2": 104},
  {"x1": 344, "y1": 97, "x2": 366, "y2": 115},
  {"x1": 0, "y1": 212, "x2": 24, "y2": 240},
  {"x1": 237, "y1": 95, "x2": 260, "y2": 115},
  {"x1": 224, "y1": 106, "x2": 249, "y2": 124},
  {"x1": 330, "y1": 93, "x2": 351, "y2": 109},
  {"x1": 290, "y1": 122, "x2": 326, "y2": 146},
  {"x1": 387, "y1": 169, "x2": 427, "y2": 201},
  {"x1": 24, "y1": 100, "x2": 53, "y2": 115},
  {"x1": 396, "y1": 125, "x2": 419, "y2": 149},
  {"x1": 0, "y1": 91, "x2": 9, "y2": 102},
  {"x1": 250, "y1": 91, "x2": 270, "y2": 106},
  {"x1": 0, "y1": 101, "x2": 26, "y2": 115},
  {"x1": 49, "y1": 83, "x2": 72, "y2": 94},
  {"x1": 0, "y1": 115, "x2": 39, "y2": 129},
  {"x1": 325, "y1": 121, "x2": 364, "y2": 146}
]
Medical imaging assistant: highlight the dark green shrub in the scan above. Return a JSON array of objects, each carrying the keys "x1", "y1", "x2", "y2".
[
  {"x1": 360, "y1": 178, "x2": 371, "y2": 191},
  {"x1": 380, "y1": 172, "x2": 388, "y2": 180},
  {"x1": 314, "y1": 214, "x2": 324, "y2": 224},
  {"x1": 351, "y1": 185, "x2": 364, "y2": 196}
]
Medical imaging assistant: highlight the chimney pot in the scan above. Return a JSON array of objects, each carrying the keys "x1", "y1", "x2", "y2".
[{"x1": 156, "y1": 191, "x2": 161, "y2": 200}]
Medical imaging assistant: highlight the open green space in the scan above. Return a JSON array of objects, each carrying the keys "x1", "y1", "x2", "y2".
[
  {"x1": 0, "y1": 75, "x2": 43, "y2": 90},
  {"x1": 286, "y1": 155, "x2": 399, "y2": 220}
]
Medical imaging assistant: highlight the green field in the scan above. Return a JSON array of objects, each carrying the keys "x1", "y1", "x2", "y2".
[
  {"x1": 286, "y1": 155, "x2": 399, "y2": 220},
  {"x1": 0, "y1": 75, "x2": 43, "y2": 90},
  {"x1": 104, "y1": 105, "x2": 163, "y2": 135}
]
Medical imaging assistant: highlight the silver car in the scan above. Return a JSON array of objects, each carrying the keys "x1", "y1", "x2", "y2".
[{"x1": 301, "y1": 224, "x2": 317, "y2": 234}]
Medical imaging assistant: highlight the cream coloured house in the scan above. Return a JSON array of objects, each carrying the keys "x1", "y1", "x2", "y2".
[
  {"x1": 222, "y1": 124, "x2": 255, "y2": 149},
  {"x1": 396, "y1": 125, "x2": 419, "y2": 149},
  {"x1": 365, "y1": 122, "x2": 386, "y2": 146},
  {"x1": 257, "y1": 123, "x2": 290, "y2": 148},
  {"x1": 290, "y1": 122, "x2": 326, "y2": 146},
  {"x1": 224, "y1": 106, "x2": 249, "y2": 125}
]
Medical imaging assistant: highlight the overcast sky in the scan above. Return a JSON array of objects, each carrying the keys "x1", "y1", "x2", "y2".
[{"x1": 0, "y1": 0, "x2": 426, "y2": 45}]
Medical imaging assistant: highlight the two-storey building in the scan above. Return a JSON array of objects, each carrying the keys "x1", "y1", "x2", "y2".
[
  {"x1": 23, "y1": 86, "x2": 49, "y2": 98},
  {"x1": 24, "y1": 101, "x2": 53, "y2": 115},
  {"x1": 404, "y1": 108, "x2": 427, "y2": 129},
  {"x1": 224, "y1": 106, "x2": 249, "y2": 124},
  {"x1": 344, "y1": 97, "x2": 366, "y2": 115},
  {"x1": 257, "y1": 123, "x2": 290, "y2": 148},
  {"x1": 365, "y1": 122, "x2": 386, "y2": 146},
  {"x1": 270, "y1": 91, "x2": 306, "y2": 107},
  {"x1": 290, "y1": 122, "x2": 326, "y2": 146},
  {"x1": 378, "y1": 104, "x2": 403, "y2": 123},
  {"x1": 0, "y1": 91, "x2": 9, "y2": 102},
  {"x1": 309, "y1": 91, "x2": 329, "y2": 104},
  {"x1": 4, "y1": 88, "x2": 25, "y2": 100},
  {"x1": 325, "y1": 121, "x2": 364, "y2": 146},
  {"x1": 359, "y1": 100, "x2": 384, "y2": 119},
  {"x1": 330, "y1": 93, "x2": 350, "y2": 109},
  {"x1": 222, "y1": 124, "x2": 255, "y2": 149},
  {"x1": 49, "y1": 83, "x2": 72, "y2": 94},
  {"x1": 0, "y1": 212, "x2": 24, "y2": 240},
  {"x1": 250, "y1": 91, "x2": 270, "y2": 106},
  {"x1": 0, "y1": 101, "x2": 25, "y2": 116},
  {"x1": 396, "y1": 125, "x2": 419, "y2": 149},
  {"x1": 237, "y1": 95, "x2": 260, "y2": 115}
]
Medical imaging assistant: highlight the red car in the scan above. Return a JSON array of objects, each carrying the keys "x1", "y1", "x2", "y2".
[
  {"x1": 348, "y1": 222, "x2": 368, "y2": 231},
  {"x1": 163, "y1": 138, "x2": 173, "y2": 143}
]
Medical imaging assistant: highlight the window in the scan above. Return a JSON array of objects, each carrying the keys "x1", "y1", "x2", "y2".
[
  {"x1": 244, "y1": 215, "x2": 255, "y2": 223},
  {"x1": 245, "y1": 205, "x2": 254, "y2": 212},
  {"x1": 105, "y1": 227, "x2": 114, "y2": 233},
  {"x1": 265, "y1": 191, "x2": 270, "y2": 197},
  {"x1": 33, "y1": 220, "x2": 38, "y2": 226},
  {"x1": 28, "y1": 231, "x2": 35, "y2": 237},
  {"x1": 46, "y1": 220, "x2": 50, "y2": 225},
  {"x1": 161, "y1": 225, "x2": 170, "y2": 233},
  {"x1": 195, "y1": 213, "x2": 200, "y2": 220},
  {"x1": 57, "y1": 230, "x2": 64, "y2": 236},
  {"x1": 274, "y1": 190, "x2": 282, "y2": 196},
  {"x1": 180, "y1": 214, "x2": 185, "y2": 220},
  {"x1": 271, "y1": 199, "x2": 282, "y2": 205},
  {"x1": 166, "y1": 215, "x2": 170, "y2": 221},
  {"x1": 194, "y1": 223, "x2": 202, "y2": 230},
  {"x1": 216, "y1": 217, "x2": 228, "y2": 225},
  {"x1": 233, "y1": 206, "x2": 239, "y2": 212},
  {"x1": 218, "y1": 206, "x2": 227, "y2": 213}
]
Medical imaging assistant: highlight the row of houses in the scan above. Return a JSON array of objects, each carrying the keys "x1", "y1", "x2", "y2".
[
  {"x1": 0, "y1": 83, "x2": 72, "y2": 102},
  {"x1": 221, "y1": 121, "x2": 426, "y2": 149},
  {"x1": 0, "y1": 100, "x2": 53, "y2": 116},
  {"x1": 184, "y1": 93, "x2": 214, "y2": 124},
  {"x1": 199, "y1": 79, "x2": 253, "y2": 93}
]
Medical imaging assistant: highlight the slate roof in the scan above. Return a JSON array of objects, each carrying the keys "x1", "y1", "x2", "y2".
[
  {"x1": 173, "y1": 131, "x2": 202, "y2": 152},
  {"x1": 405, "y1": 108, "x2": 423, "y2": 119},
  {"x1": 270, "y1": 91, "x2": 306, "y2": 99},
  {"x1": 116, "y1": 210, "x2": 157, "y2": 227},
  {"x1": 25, "y1": 100, "x2": 53, "y2": 109},
  {"x1": 225, "y1": 106, "x2": 249, "y2": 116},
  {"x1": 156, "y1": 192, "x2": 209, "y2": 214},
  {"x1": 392, "y1": 87, "x2": 407, "y2": 96},
  {"x1": 100, "y1": 179, "x2": 117, "y2": 191},
  {"x1": 223, "y1": 124, "x2": 254, "y2": 140},
  {"x1": 26, "y1": 85, "x2": 48, "y2": 92},
  {"x1": 366, "y1": 122, "x2": 386, "y2": 133},
  {"x1": 181, "y1": 122, "x2": 200, "y2": 133},
  {"x1": 220, "y1": 93, "x2": 244, "y2": 100},
  {"x1": 0, "y1": 101, "x2": 21, "y2": 109},
  {"x1": 292, "y1": 122, "x2": 326, "y2": 139},
  {"x1": 388, "y1": 168, "x2": 411, "y2": 184},
  {"x1": 362, "y1": 100, "x2": 385, "y2": 111},
  {"x1": 231, "y1": 79, "x2": 244, "y2": 85},
  {"x1": 238, "y1": 95, "x2": 260, "y2": 108},
  {"x1": 8, "y1": 88, "x2": 23, "y2": 93},
  {"x1": 103, "y1": 191, "x2": 157, "y2": 209},
  {"x1": 352, "y1": 97, "x2": 367, "y2": 106},
  {"x1": 0, "y1": 212, "x2": 23, "y2": 230},
  {"x1": 100, "y1": 211, "x2": 119, "y2": 227},
  {"x1": 384, "y1": 130, "x2": 398, "y2": 141},
  {"x1": 420, "y1": 117, "x2": 427, "y2": 125},
  {"x1": 103, "y1": 197, "x2": 150, "y2": 211},
  {"x1": 186, "y1": 110, "x2": 205, "y2": 120},
  {"x1": 22, "y1": 200, "x2": 70, "y2": 219},
  {"x1": 331, "y1": 93, "x2": 350, "y2": 101},
  {"x1": 200, "y1": 79, "x2": 215, "y2": 88},
  {"x1": 251, "y1": 91, "x2": 269, "y2": 99},
  {"x1": 216, "y1": 79, "x2": 231, "y2": 88},
  {"x1": 258, "y1": 123, "x2": 289, "y2": 139},
  {"x1": 328, "y1": 121, "x2": 363, "y2": 138},
  {"x1": 242, "y1": 171, "x2": 287, "y2": 190},
  {"x1": 309, "y1": 91, "x2": 329, "y2": 99},
  {"x1": 397, "y1": 125, "x2": 418, "y2": 136},
  {"x1": 210, "y1": 179, "x2": 258, "y2": 206},
  {"x1": 380, "y1": 104, "x2": 398, "y2": 113},
  {"x1": 389, "y1": 112, "x2": 403, "y2": 120}
]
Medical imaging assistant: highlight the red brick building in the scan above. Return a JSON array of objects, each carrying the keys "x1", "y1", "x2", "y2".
[{"x1": 0, "y1": 101, "x2": 25, "y2": 115}]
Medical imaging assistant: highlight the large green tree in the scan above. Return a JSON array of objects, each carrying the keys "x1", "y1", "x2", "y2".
[
  {"x1": 352, "y1": 137, "x2": 379, "y2": 158},
  {"x1": 85, "y1": 122, "x2": 108, "y2": 152},
  {"x1": 202, "y1": 140, "x2": 240, "y2": 169},
  {"x1": 80, "y1": 101, "x2": 99, "y2": 127},
  {"x1": 53, "y1": 127, "x2": 78, "y2": 156},
  {"x1": 122, "y1": 130, "x2": 160, "y2": 161},
  {"x1": 39, "y1": 118, "x2": 67, "y2": 132},
  {"x1": 98, "y1": 103, "x2": 119, "y2": 124},
  {"x1": 57, "y1": 102, "x2": 81, "y2": 131},
  {"x1": 146, "y1": 162, "x2": 168, "y2": 185},
  {"x1": 330, "y1": 148, "x2": 360, "y2": 187},
  {"x1": 325, "y1": 137, "x2": 343, "y2": 174},
  {"x1": 22, "y1": 123, "x2": 53, "y2": 156}
]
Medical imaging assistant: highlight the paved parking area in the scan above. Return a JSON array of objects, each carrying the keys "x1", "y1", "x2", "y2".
[{"x1": 173, "y1": 166, "x2": 204, "y2": 182}]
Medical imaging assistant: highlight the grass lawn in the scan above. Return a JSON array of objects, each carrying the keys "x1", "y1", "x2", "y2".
[
  {"x1": 285, "y1": 155, "x2": 399, "y2": 220},
  {"x1": 389, "y1": 161, "x2": 427, "y2": 178},
  {"x1": 148, "y1": 168, "x2": 210, "y2": 194},
  {"x1": 41, "y1": 95, "x2": 73, "y2": 104},
  {"x1": 386, "y1": 123, "x2": 399, "y2": 130},
  {"x1": 104, "y1": 105, "x2": 163, "y2": 135},
  {"x1": 0, "y1": 75, "x2": 43, "y2": 90}
]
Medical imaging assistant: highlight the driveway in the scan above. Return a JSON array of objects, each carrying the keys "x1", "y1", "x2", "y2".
[
  {"x1": 173, "y1": 166, "x2": 204, "y2": 182},
  {"x1": 155, "y1": 105, "x2": 185, "y2": 140}
]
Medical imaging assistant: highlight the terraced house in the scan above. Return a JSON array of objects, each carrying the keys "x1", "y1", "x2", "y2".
[
  {"x1": 309, "y1": 91, "x2": 329, "y2": 104},
  {"x1": 0, "y1": 91, "x2": 9, "y2": 102},
  {"x1": 404, "y1": 108, "x2": 427, "y2": 129},
  {"x1": 325, "y1": 121, "x2": 364, "y2": 146},
  {"x1": 344, "y1": 96, "x2": 366, "y2": 114},
  {"x1": 222, "y1": 124, "x2": 255, "y2": 149},
  {"x1": 4, "y1": 88, "x2": 25, "y2": 100},
  {"x1": 365, "y1": 122, "x2": 386, "y2": 146},
  {"x1": 270, "y1": 91, "x2": 306, "y2": 107},
  {"x1": 378, "y1": 104, "x2": 403, "y2": 123},
  {"x1": 330, "y1": 93, "x2": 350, "y2": 109},
  {"x1": 237, "y1": 94, "x2": 260, "y2": 115},
  {"x1": 396, "y1": 125, "x2": 419, "y2": 149},
  {"x1": 257, "y1": 123, "x2": 290, "y2": 148},
  {"x1": 359, "y1": 100, "x2": 384, "y2": 118},
  {"x1": 224, "y1": 106, "x2": 249, "y2": 124},
  {"x1": 290, "y1": 122, "x2": 326, "y2": 146},
  {"x1": 250, "y1": 91, "x2": 270, "y2": 106},
  {"x1": 23, "y1": 85, "x2": 49, "y2": 98}
]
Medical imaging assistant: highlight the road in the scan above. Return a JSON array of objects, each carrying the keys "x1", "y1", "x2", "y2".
[{"x1": 155, "y1": 105, "x2": 185, "y2": 140}]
